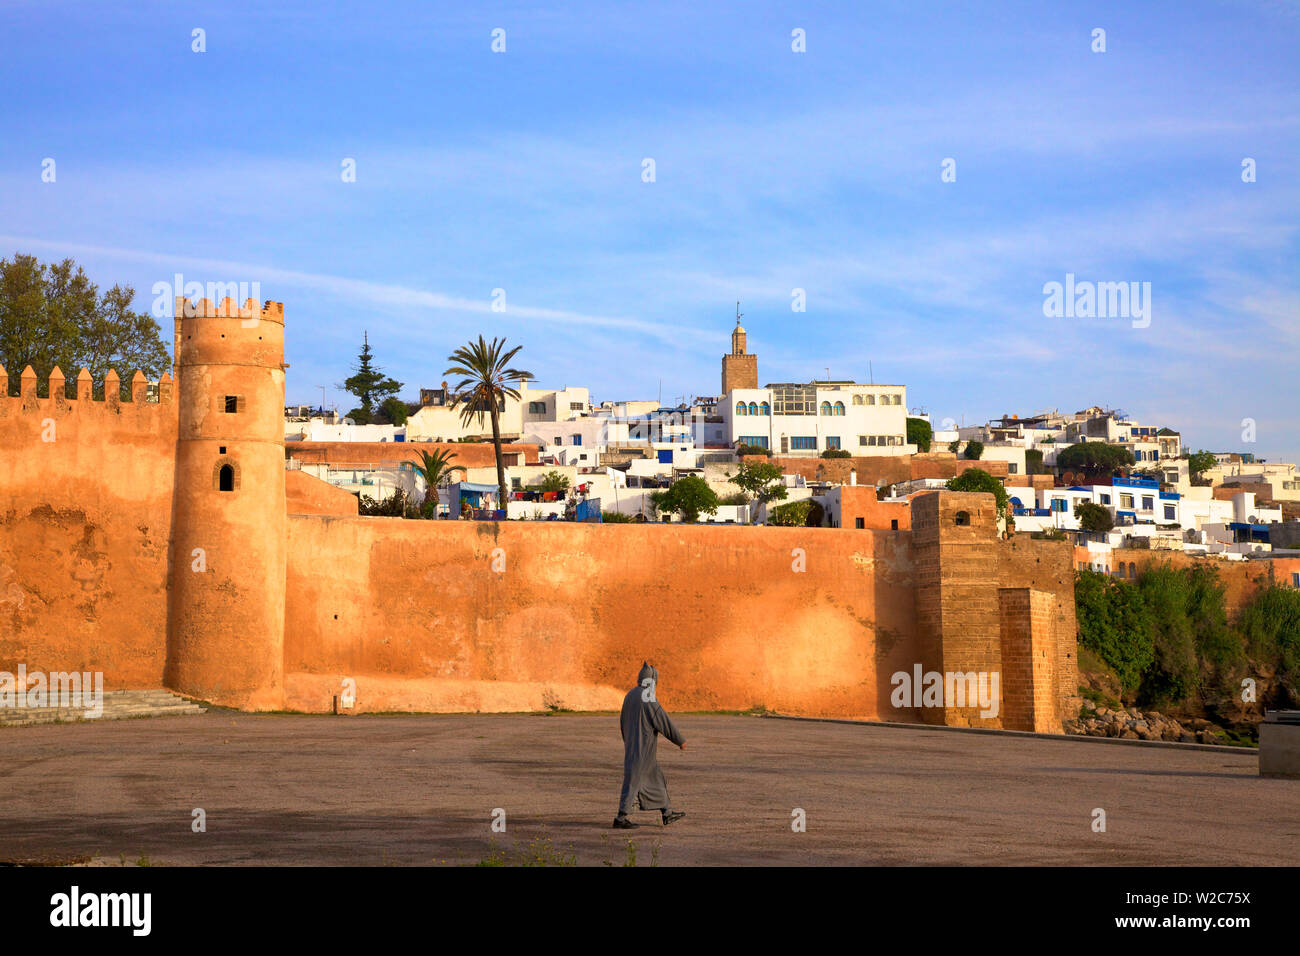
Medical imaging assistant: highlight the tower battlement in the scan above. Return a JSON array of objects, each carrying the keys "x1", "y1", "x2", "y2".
[{"x1": 174, "y1": 297, "x2": 285, "y2": 324}]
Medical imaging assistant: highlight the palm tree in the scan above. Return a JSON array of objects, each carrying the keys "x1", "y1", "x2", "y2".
[
  {"x1": 410, "y1": 447, "x2": 460, "y2": 515},
  {"x1": 444, "y1": 336, "x2": 532, "y2": 516}
]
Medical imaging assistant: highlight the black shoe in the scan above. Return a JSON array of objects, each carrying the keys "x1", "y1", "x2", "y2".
[
  {"x1": 661, "y1": 811, "x2": 686, "y2": 826},
  {"x1": 612, "y1": 817, "x2": 639, "y2": 829}
]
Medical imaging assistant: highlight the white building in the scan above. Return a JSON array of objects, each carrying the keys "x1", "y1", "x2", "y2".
[{"x1": 721, "y1": 381, "x2": 914, "y2": 457}]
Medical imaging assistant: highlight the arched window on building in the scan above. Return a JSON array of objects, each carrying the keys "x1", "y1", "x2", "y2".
[
  {"x1": 218, "y1": 464, "x2": 235, "y2": 492},
  {"x1": 954, "y1": 510, "x2": 970, "y2": 526},
  {"x1": 736, "y1": 402, "x2": 747, "y2": 416},
  {"x1": 820, "y1": 402, "x2": 832, "y2": 416},
  {"x1": 833, "y1": 401, "x2": 845, "y2": 416},
  {"x1": 853, "y1": 395, "x2": 863, "y2": 405},
  {"x1": 759, "y1": 402, "x2": 770, "y2": 416},
  {"x1": 748, "y1": 402, "x2": 759, "y2": 416}
]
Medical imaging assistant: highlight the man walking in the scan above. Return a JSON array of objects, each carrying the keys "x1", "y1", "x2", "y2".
[{"x1": 613, "y1": 661, "x2": 686, "y2": 829}]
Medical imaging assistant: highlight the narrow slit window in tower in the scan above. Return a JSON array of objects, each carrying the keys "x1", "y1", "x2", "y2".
[{"x1": 219, "y1": 465, "x2": 235, "y2": 492}]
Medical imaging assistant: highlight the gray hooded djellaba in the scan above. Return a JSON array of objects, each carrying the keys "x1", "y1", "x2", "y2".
[{"x1": 618, "y1": 662, "x2": 686, "y2": 816}]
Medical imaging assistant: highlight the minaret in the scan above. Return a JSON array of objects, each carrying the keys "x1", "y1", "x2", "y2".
[
  {"x1": 721, "y1": 301, "x2": 758, "y2": 395},
  {"x1": 165, "y1": 296, "x2": 287, "y2": 709}
]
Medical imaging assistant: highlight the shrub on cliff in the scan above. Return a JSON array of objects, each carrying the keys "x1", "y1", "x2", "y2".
[
  {"x1": 1238, "y1": 585, "x2": 1300, "y2": 704},
  {"x1": 1075, "y1": 570, "x2": 1155, "y2": 695}
]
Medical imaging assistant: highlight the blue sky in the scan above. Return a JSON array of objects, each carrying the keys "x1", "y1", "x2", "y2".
[{"x1": 2, "y1": 0, "x2": 1297, "y2": 460}]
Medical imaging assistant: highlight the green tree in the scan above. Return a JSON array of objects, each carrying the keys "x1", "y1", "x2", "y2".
[
  {"x1": 1187, "y1": 449, "x2": 1217, "y2": 484},
  {"x1": 0, "y1": 254, "x2": 170, "y2": 398},
  {"x1": 652, "y1": 475, "x2": 719, "y2": 523},
  {"x1": 727, "y1": 460, "x2": 788, "y2": 506},
  {"x1": 1056, "y1": 442, "x2": 1134, "y2": 479},
  {"x1": 736, "y1": 443, "x2": 770, "y2": 457},
  {"x1": 445, "y1": 336, "x2": 532, "y2": 514},
  {"x1": 964, "y1": 440, "x2": 984, "y2": 460},
  {"x1": 341, "y1": 332, "x2": 403, "y2": 424},
  {"x1": 944, "y1": 467, "x2": 1009, "y2": 519},
  {"x1": 906, "y1": 417, "x2": 933, "y2": 453},
  {"x1": 1025, "y1": 448, "x2": 1045, "y2": 475},
  {"x1": 1074, "y1": 501, "x2": 1114, "y2": 533},
  {"x1": 537, "y1": 470, "x2": 570, "y2": 494},
  {"x1": 410, "y1": 448, "x2": 459, "y2": 515},
  {"x1": 768, "y1": 499, "x2": 812, "y2": 526},
  {"x1": 379, "y1": 395, "x2": 410, "y2": 426}
]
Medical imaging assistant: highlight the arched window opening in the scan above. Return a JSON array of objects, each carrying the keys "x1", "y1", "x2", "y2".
[
  {"x1": 748, "y1": 402, "x2": 759, "y2": 416},
  {"x1": 736, "y1": 402, "x2": 747, "y2": 416},
  {"x1": 759, "y1": 402, "x2": 770, "y2": 416},
  {"x1": 954, "y1": 510, "x2": 970, "y2": 526},
  {"x1": 833, "y1": 401, "x2": 845, "y2": 416},
  {"x1": 820, "y1": 402, "x2": 832, "y2": 416},
  {"x1": 219, "y1": 464, "x2": 235, "y2": 492}
]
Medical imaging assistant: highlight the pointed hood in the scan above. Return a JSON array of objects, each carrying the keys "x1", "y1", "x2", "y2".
[{"x1": 637, "y1": 661, "x2": 658, "y2": 686}]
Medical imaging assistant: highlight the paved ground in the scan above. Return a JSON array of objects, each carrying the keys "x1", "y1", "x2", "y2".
[{"x1": 0, "y1": 712, "x2": 1292, "y2": 866}]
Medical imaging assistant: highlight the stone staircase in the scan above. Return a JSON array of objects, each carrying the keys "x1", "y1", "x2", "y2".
[{"x1": 0, "y1": 689, "x2": 207, "y2": 728}]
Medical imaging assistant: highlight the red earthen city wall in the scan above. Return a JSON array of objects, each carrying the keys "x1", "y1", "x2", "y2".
[
  {"x1": 285, "y1": 441, "x2": 540, "y2": 468},
  {"x1": 285, "y1": 470, "x2": 360, "y2": 516},
  {"x1": 748, "y1": 453, "x2": 1010, "y2": 487},
  {"x1": 283, "y1": 518, "x2": 924, "y2": 720},
  {"x1": 0, "y1": 381, "x2": 177, "y2": 687}
]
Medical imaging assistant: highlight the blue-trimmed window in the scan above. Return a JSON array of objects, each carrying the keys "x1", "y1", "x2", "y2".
[
  {"x1": 736, "y1": 402, "x2": 748, "y2": 416},
  {"x1": 826, "y1": 436, "x2": 841, "y2": 450},
  {"x1": 833, "y1": 401, "x2": 845, "y2": 416},
  {"x1": 759, "y1": 402, "x2": 770, "y2": 415},
  {"x1": 819, "y1": 402, "x2": 832, "y2": 416},
  {"x1": 739, "y1": 436, "x2": 768, "y2": 449},
  {"x1": 792, "y1": 436, "x2": 817, "y2": 450},
  {"x1": 1163, "y1": 505, "x2": 1175, "y2": 520},
  {"x1": 1051, "y1": 498, "x2": 1068, "y2": 512}
]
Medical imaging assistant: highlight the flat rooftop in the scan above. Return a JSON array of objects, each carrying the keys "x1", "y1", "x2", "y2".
[{"x1": 0, "y1": 713, "x2": 1289, "y2": 866}]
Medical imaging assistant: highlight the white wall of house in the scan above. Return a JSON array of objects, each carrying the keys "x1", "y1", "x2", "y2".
[
  {"x1": 406, "y1": 396, "x2": 524, "y2": 442},
  {"x1": 722, "y1": 383, "x2": 913, "y2": 456},
  {"x1": 286, "y1": 421, "x2": 406, "y2": 442},
  {"x1": 521, "y1": 382, "x2": 590, "y2": 422}
]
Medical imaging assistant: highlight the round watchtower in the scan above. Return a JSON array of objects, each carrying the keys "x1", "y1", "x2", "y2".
[{"x1": 165, "y1": 297, "x2": 286, "y2": 709}]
